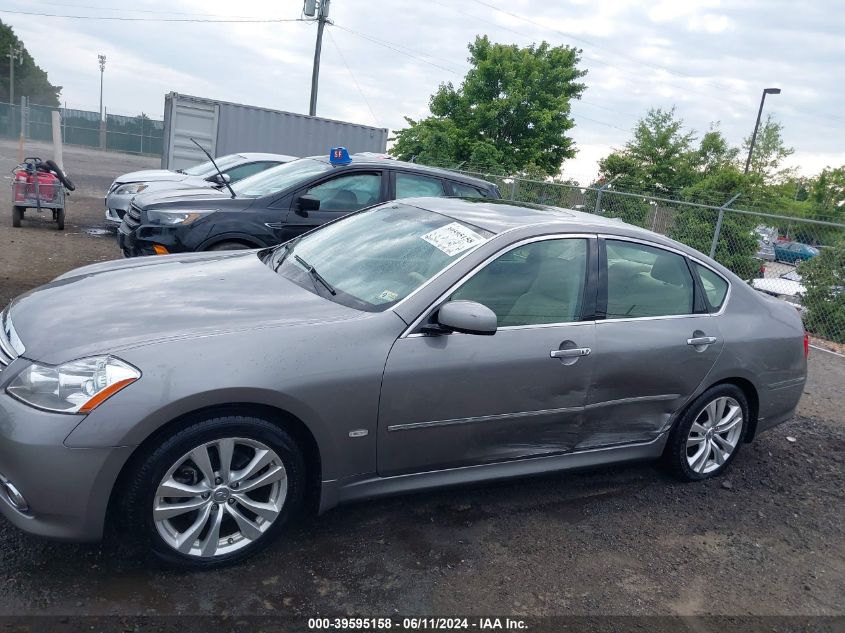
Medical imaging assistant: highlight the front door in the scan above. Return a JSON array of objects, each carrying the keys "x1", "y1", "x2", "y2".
[
  {"x1": 285, "y1": 170, "x2": 384, "y2": 237},
  {"x1": 578, "y1": 238, "x2": 724, "y2": 450},
  {"x1": 378, "y1": 236, "x2": 596, "y2": 476}
]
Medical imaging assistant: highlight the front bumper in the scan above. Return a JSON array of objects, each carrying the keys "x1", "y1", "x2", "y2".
[
  {"x1": 118, "y1": 219, "x2": 210, "y2": 258},
  {"x1": 0, "y1": 386, "x2": 133, "y2": 541}
]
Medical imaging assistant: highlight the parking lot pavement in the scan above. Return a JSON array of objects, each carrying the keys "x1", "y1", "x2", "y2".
[
  {"x1": 0, "y1": 140, "x2": 842, "y2": 618},
  {"x1": 763, "y1": 261, "x2": 796, "y2": 279}
]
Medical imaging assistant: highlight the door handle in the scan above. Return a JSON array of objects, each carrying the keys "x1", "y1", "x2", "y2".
[
  {"x1": 687, "y1": 336, "x2": 717, "y2": 346},
  {"x1": 550, "y1": 348, "x2": 591, "y2": 358}
]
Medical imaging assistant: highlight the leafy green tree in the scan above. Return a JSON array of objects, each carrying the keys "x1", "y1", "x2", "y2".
[
  {"x1": 0, "y1": 20, "x2": 62, "y2": 106},
  {"x1": 799, "y1": 241, "x2": 845, "y2": 343},
  {"x1": 673, "y1": 167, "x2": 759, "y2": 279},
  {"x1": 743, "y1": 114, "x2": 795, "y2": 184},
  {"x1": 808, "y1": 166, "x2": 845, "y2": 217},
  {"x1": 598, "y1": 108, "x2": 698, "y2": 196},
  {"x1": 390, "y1": 35, "x2": 586, "y2": 176}
]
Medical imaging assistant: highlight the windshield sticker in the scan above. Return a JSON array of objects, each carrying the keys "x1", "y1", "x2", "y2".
[
  {"x1": 421, "y1": 222, "x2": 486, "y2": 257},
  {"x1": 378, "y1": 290, "x2": 399, "y2": 302}
]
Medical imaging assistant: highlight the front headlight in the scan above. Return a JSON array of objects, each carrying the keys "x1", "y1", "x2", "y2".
[
  {"x1": 147, "y1": 210, "x2": 214, "y2": 225},
  {"x1": 7, "y1": 356, "x2": 140, "y2": 414},
  {"x1": 115, "y1": 183, "x2": 149, "y2": 195}
]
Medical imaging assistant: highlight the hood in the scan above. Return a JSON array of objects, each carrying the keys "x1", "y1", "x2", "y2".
[
  {"x1": 132, "y1": 187, "x2": 236, "y2": 210},
  {"x1": 10, "y1": 251, "x2": 363, "y2": 364},
  {"x1": 115, "y1": 169, "x2": 188, "y2": 185}
]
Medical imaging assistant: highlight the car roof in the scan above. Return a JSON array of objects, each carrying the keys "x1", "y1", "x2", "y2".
[
  {"x1": 397, "y1": 196, "x2": 715, "y2": 259},
  {"x1": 236, "y1": 152, "x2": 299, "y2": 163},
  {"x1": 306, "y1": 154, "x2": 497, "y2": 190}
]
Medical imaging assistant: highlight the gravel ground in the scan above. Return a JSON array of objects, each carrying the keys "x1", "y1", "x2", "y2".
[{"x1": 0, "y1": 139, "x2": 842, "y2": 619}]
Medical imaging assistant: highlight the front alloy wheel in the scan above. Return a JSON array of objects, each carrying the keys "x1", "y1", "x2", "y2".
[
  {"x1": 664, "y1": 384, "x2": 749, "y2": 481},
  {"x1": 153, "y1": 438, "x2": 288, "y2": 558},
  {"x1": 124, "y1": 416, "x2": 305, "y2": 568}
]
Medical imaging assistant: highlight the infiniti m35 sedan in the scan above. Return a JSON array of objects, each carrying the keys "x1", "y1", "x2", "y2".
[{"x1": 0, "y1": 198, "x2": 806, "y2": 568}]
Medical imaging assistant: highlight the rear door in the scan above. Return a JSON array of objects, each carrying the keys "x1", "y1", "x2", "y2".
[
  {"x1": 284, "y1": 170, "x2": 386, "y2": 237},
  {"x1": 578, "y1": 237, "x2": 724, "y2": 450}
]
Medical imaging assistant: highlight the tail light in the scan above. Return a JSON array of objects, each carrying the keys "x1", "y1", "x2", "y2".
[{"x1": 803, "y1": 332, "x2": 810, "y2": 359}]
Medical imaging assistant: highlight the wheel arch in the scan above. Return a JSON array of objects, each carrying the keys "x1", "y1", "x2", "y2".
[
  {"x1": 705, "y1": 377, "x2": 760, "y2": 442},
  {"x1": 106, "y1": 402, "x2": 323, "y2": 527},
  {"x1": 197, "y1": 233, "x2": 267, "y2": 251}
]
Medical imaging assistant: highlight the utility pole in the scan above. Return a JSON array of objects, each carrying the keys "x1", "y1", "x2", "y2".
[
  {"x1": 305, "y1": 0, "x2": 331, "y2": 117},
  {"x1": 98, "y1": 54, "x2": 107, "y2": 121},
  {"x1": 7, "y1": 43, "x2": 23, "y2": 107}
]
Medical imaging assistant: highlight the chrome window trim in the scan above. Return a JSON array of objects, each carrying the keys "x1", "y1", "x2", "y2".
[
  {"x1": 598, "y1": 233, "x2": 732, "y2": 320},
  {"x1": 400, "y1": 232, "x2": 596, "y2": 339}
]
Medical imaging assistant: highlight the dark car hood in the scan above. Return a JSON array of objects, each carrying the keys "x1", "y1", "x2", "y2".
[
  {"x1": 10, "y1": 251, "x2": 363, "y2": 364},
  {"x1": 131, "y1": 187, "x2": 239, "y2": 211}
]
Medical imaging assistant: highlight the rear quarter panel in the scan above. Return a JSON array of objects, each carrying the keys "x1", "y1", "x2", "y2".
[{"x1": 706, "y1": 282, "x2": 806, "y2": 435}]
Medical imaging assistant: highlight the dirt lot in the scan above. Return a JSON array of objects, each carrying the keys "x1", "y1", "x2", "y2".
[{"x1": 0, "y1": 139, "x2": 843, "y2": 620}]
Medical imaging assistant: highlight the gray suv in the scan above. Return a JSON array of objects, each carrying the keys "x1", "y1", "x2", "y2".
[{"x1": 0, "y1": 197, "x2": 806, "y2": 568}]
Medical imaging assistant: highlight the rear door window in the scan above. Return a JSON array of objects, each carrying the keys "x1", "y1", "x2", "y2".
[
  {"x1": 603, "y1": 240, "x2": 694, "y2": 318},
  {"x1": 395, "y1": 172, "x2": 445, "y2": 199}
]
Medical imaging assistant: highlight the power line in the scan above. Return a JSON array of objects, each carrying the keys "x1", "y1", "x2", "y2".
[
  {"x1": 332, "y1": 23, "x2": 462, "y2": 76},
  {"x1": 22, "y1": 0, "x2": 258, "y2": 18},
  {"x1": 326, "y1": 27, "x2": 381, "y2": 128},
  {"x1": 0, "y1": 9, "x2": 304, "y2": 23}
]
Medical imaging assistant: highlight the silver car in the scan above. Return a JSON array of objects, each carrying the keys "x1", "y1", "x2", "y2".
[
  {"x1": 0, "y1": 198, "x2": 807, "y2": 568},
  {"x1": 104, "y1": 152, "x2": 297, "y2": 224}
]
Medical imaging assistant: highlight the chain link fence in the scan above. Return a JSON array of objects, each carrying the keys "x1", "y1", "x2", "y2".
[
  {"x1": 443, "y1": 166, "x2": 845, "y2": 347},
  {"x1": 0, "y1": 101, "x2": 163, "y2": 156}
]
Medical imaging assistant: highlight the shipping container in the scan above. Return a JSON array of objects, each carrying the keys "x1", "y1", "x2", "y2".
[{"x1": 161, "y1": 93, "x2": 389, "y2": 170}]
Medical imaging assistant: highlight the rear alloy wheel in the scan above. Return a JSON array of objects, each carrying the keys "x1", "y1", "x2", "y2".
[
  {"x1": 664, "y1": 384, "x2": 748, "y2": 481},
  {"x1": 125, "y1": 416, "x2": 305, "y2": 569}
]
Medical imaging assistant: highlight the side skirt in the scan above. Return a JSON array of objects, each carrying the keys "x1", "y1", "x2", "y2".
[{"x1": 318, "y1": 433, "x2": 669, "y2": 514}]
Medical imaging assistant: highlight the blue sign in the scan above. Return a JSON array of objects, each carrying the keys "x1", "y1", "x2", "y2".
[{"x1": 329, "y1": 147, "x2": 351, "y2": 165}]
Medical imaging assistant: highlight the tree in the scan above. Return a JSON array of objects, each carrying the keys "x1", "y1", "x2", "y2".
[
  {"x1": 390, "y1": 35, "x2": 586, "y2": 176},
  {"x1": 743, "y1": 114, "x2": 795, "y2": 184},
  {"x1": 799, "y1": 241, "x2": 845, "y2": 343},
  {"x1": 808, "y1": 166, "x2": 845, "y2": 216},
  {"x1": 0, "y1": 20, "x2": 61, "y2": 106},
  {"x1": 597, "y1": 108, "x2": 698, "y2": 196}
]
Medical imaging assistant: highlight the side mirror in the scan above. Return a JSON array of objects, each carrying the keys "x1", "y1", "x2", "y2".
[
  {"x1": 296, "y1": 194, "x2": 321, "y2": 215},
  {"x1": 212, "y1": 173, "x2": 231, "y2": 185},
  {"x1": 431, "y1": 301, "x2": 497, "y2": 336}
]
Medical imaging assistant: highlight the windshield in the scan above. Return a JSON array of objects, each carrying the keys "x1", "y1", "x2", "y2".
[
  {"x1": 182, "y1": 154, "x2": 245, "y2": 177},
  {"x1": 268, "y1": 202, "x2": 494, "y2": 311},
  {"x1": 232, "y1": 158, "x2": 332, "y2": 198}
]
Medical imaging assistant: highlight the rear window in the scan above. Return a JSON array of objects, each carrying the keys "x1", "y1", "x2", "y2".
[{"x1": 693, "y1": 263, "x2": 729, "y2": 311}]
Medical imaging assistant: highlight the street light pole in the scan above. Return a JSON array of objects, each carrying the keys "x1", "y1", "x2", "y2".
[
  {"x1": 744, "y1": 87, "x2": 781, "y2": 174},
  {"x1": 308, "y1": 0, "x2": 331, "y2": 117},
  {"x1": 7, "y1": 44, "x2": 23, "y2": 107},
  {"x1": 98, "y1": 54, "x2": 107, "y2": 121}
]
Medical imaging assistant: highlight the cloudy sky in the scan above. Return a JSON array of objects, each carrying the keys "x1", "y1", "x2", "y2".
[{"x1": 2, "y1": 0, "x2": 844, "y2": 183}]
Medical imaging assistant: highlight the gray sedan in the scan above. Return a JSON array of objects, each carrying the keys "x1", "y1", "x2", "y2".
[{"x1": 0, "y1": 198, "x2": 806, "y2": 568}]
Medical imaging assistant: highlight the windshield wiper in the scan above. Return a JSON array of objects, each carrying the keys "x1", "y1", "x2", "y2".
[
  {"x1": 273, "y1": 241, "x2": 294, "y2": 271},
  {"x1": 294, "y1": 254, "x2": 336, "y2": 296}
]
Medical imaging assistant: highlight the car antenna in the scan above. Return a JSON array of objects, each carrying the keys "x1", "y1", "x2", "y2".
[{"x1": 190, "y1": 138, "x2": 236, "y2": 199}]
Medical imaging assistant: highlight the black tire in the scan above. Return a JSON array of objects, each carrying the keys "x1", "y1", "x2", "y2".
[
  {"x1": 12, "y1": 206, "x2": 23, "y2": 227},
  {"x1": 662, "y1": 384, "x2": 749, "y2": 481},
  {"x1": 207, "y1": 241, "x2": 252, "y2": 251},
  {"x1": 122, "y1": 415, "x2": 306, "y2": 570},
  {"x1": 56, "y1": 208, "x2": 65, "y2": 230},
  {"x1": 45, "y1": 159, "x2": 75, "y2": 191}
]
